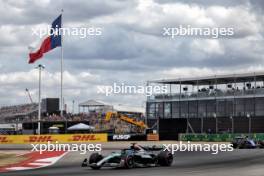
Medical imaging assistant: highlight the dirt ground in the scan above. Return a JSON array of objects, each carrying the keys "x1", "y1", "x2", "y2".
[{"x1": 0, "y1": 153, "x2": 28, "y2": 167}]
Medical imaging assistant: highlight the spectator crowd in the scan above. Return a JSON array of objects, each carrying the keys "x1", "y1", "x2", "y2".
[{"x1": 0, "y1": 103, "x2": 145, "y2": 134}]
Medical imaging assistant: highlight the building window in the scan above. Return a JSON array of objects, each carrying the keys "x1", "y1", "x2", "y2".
[
  {"x1": 207, "y1": 100, "x2": 216, "y2": 118},
  {"x1": 198, "y1": 100, "x2": 206, "y2": 118},
  {"x1": 226, "y1": 99, "x2": 234, "y2": 117},
  {"x1": 156, "y1": 102, "x2": 164, "y2": 119},
  {"x1": 164, "y1": 102, "x2": 171, "y2": 118},
  {"x1": 244, "y1": 98, "x2": 254, "y2": 117},
  {"x1": 147, "y1": 103, "x2": 155, "y2": 119},
  {"x1": 180, "y1": 101, "x2": 188, "y2": 118},
  {"x1": 216, "y1": 99, "x2": 226, "y2": 117},
  {"x1": 235, "y1": 98, "x2": 244, "y2": 117},
  {"x1": 255, "y1": 98, "x2": 264, "y2": 117},
  {"x1": 189, "y1": 101, "x2": 197, "y2": 118},
  {"x1": 172, "y1": 101, "x2": 180, "y2": 118}
]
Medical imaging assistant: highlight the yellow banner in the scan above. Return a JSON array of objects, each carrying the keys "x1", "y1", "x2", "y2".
[{"x1": 0, "y1": 134, "x2": 107, "y2": 144}]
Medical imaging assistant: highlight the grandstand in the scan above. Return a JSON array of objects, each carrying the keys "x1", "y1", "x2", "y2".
[
  {"x1": 147, "y1": 72, "x2": 264, "y2": 139},
  {"x1": 89, "y1": 112, "x2": 144, "y2": 134},
  {"x1": 0, "y1": 97, "x2": 146, "y2": 134},
  {"x1": 0, "y1": 103, "x2": 38, "y2": 123},
  {"x1": 0, "y1": 99, "x2": 146, "y2": 134},
  {"x1": 77, "y1": 99, "x2": 145, "y2": 133},
  {"x1": 20, "y1": 110, "x2": 145, "y2": 134}
]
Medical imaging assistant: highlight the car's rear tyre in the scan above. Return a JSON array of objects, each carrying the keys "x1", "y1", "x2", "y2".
[
  {"x1": 89, "y1": 153, "x2": 103, "y2": 170},
  {"x1": 258, "y1": 141, "x2": 264, "y2": 148},
  {"x1": 123, "y1": 155, "x2": 134, "y2": 169},
  {"x1": 158, "y1": 151, "x2": 173, "y2": 166}
]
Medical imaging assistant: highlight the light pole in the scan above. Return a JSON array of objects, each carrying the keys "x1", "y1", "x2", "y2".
[
  {"x1": 213, "y1": 113, "x2": 218, "y2": 133},
  {"x1": 186, "y1": 117, "x2": 189, "y2": 134},
  {"x1": 247, "y1": 113, "x2": 251, "y2": 135},
  {"x1": 230, "y1": 116, "x2": 234, "y2": 134},
  {"x1": 36, "y1": 64, "x2": 45, "y2": 135}
]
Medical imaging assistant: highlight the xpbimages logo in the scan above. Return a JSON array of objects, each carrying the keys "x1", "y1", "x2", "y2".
[
  {"x1": 163, "y1": 142, "x2": 234, "y2": 155},
  {"x1": 163, "y1": 25, "x2": 234, "y2": 39},
  {"x1": 31, "y1": 141, "x2": 102, "y2": 154},
  {"x1": 32, "y1": 26, "x2": 102, "y2": 39},
  {"x1": 97, "y1": 83, "x2": 168, "y2": 96}
]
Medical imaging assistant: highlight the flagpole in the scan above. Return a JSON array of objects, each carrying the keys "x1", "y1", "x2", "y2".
[
  {"x1": 60, "y1": 9, "x2": 64, "y2": 118},
  {"x1": 36, "y1": 64, "x2": 45, "y2": 135}
]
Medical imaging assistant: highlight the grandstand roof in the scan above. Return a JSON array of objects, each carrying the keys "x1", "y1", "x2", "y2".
[
  {"x1": 78, "y1": 100, "x2": 144, "y2": 114},
  {"x1": 150, "y1": 72, "x2": 264, "y2": 85},
  {"x1": 79, "y1": 100, "x2": 109, "y2": 107},
  {"x1": 114, "y1": 105, "x2": 144, "y2": 114},
  {"x1": 67, "y1": 123, "x2": 95, "y2": 130}
]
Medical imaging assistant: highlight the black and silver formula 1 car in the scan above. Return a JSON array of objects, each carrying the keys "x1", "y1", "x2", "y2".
[
  {"x1": 231, "y1": 136, "x2": 264, "y2": 149},
  {"x1": 81, "y1": 143, "x2": 173, "y2": 169},
  {"x1": 231, "y1": 136, "x2": 257, "y2": 149}
]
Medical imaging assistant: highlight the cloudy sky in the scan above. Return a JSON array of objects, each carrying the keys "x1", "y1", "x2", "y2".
[{"x1": 0, "y1": 0, "x2": 263, "y2": 111}]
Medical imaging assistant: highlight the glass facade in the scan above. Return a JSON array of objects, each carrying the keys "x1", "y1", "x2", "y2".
[
  {"x1": 198, "y1": 100, "x2": 206, "y2": 118},
  {"x1": 164, "y1": 102, "x2": 171, "y2": 118},
  {"x1": 255, "y1": 98, "x2": 264, "y2": 116},
  {"x1": 147, "y1": 102, "x2": 155, "y2": 119},
  {"x1": 156, "y1": 102, "x2": 163, "y2": 119},
  {"x1": 172, "y1": 101, "x2": 180, "y2": 118},
  {"x1": 147, "y1": 97, "x2": 264, "y2": 119}
]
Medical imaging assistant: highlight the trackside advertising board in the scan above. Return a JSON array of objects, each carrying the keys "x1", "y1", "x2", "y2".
[
  {"x1": 179, "y1": 133, "x2": 264, "y2": 142},
  {"x1": 0, "y1": 134, "x2": 107, "y2": 144}
]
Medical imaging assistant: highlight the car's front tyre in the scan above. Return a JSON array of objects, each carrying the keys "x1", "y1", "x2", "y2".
[
  {"x1": 123, "y1": 155, "x2": 135, "y2": 169},
  {"x1": 231, "y1": 142, "x2": 238, "y2": 149},
  {"x1": 89, "y1": 153, "x2": 103, "y2": 170}
]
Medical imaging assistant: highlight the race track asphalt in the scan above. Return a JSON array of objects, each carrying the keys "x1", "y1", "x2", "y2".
[{"x1": 2, "y1": 149, "x2": 264, "y2": 176}]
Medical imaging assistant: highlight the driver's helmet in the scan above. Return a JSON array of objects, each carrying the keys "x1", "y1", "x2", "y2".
[{"x1": 130, "y1": 143, "x2": 141, "y2": 151}]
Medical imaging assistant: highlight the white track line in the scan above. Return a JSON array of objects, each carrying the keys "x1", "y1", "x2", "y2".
[
  {"x1": 4, "y1": 151, "x2": 69, "y2": 171},
  {"x1": 6, "y1": 167, "x2": 35, "y2": 171}
]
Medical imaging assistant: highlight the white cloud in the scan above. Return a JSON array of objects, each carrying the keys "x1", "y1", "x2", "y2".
[
  {"x1": 191, "y1": 39, "x2": 225, "y2": 56},
  {"x1": 96, "y1": 0, "x2": 261, "y2": 39},
  {"x1": 0, "y1": 0, "x2": 263, "y2": 108}
]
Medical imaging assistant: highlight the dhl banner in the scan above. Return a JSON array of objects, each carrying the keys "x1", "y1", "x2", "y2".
[{"x1": 0, "y1": 134, "x2": 107, "y2": 144}]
